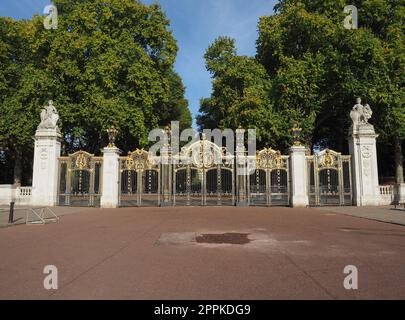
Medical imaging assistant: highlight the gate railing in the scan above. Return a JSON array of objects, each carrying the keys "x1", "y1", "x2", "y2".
[
  {"x1": 172, "y1": 135, "x2": 235, "y2": 206},
  {"x1": 307, "y1": 149, "x2": 352, "y2": 206},
  {"x1": 58, "y1": 151, "x2": 103, "y2": 207},
  {"x1": 118, "y1": 149, "x2": 161, "y2": 207},
  {"x1": 247, "y1": 148, "x2": 290, "y2": 207},
  {"x1": 57, "y1": 144, "x2": 353, "y2": 208}
]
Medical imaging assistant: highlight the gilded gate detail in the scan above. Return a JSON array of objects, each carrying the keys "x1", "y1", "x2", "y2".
[
  {"x1": 58, "y1": 151, "x2": 102, "y2": 207},
  {"x1": 248, "y1": 148, "x2": 290, "y2": 206},
  {"x1": 307, "y1": 149, "x2": 352, "y2": 206},
  {"x1": 172, "y1": 134, "x2": 235, "y2": 206},
  {"x1": 119, "y1": 150, "x2": 160, "y2": 207}
]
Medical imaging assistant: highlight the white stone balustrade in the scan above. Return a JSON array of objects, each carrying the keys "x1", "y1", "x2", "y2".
[
  {"x1": 18, "y1": 187, "x2": 32, "y2": 197},
  {"x1": 0, "y1": 185, "x2": 32, "y2": 206},
  {"x1": 379, "y1": 185, "x2": 394, "y2": 206},
  {"x1": 379, "y1": 185, "x2": 393, "y2": 195}
]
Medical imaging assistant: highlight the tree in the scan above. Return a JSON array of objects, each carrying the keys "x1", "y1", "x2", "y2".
[
  {"x1": 0, "y1": 18, "x2": 51, "y2": 185},
  {"x1": 199, "y1": 1, "x2": 403, "y2": 181},
  {"x1": 0, "y1": 0, "x2": 192, "y2": 184},
  {"x1": 256, "y1": 0, "x2": 404, "y2": 181},
  {"x1": 197, "y1": 37, "x2": 282, "y2": 149}
]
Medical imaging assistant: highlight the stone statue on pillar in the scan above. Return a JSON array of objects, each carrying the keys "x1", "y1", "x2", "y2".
[
  {"x1": 348, "y1": 98, "x2": 380, "y2": 206},
  {"x1": 350, "y1": 98, "x2": 373, "y2": 127},
  {"x1": 31, "y1": 100, "x2": 62, "y2": 206},
  {"x1": 38, "y1": 100, "x2": 60, "y2": 131}
]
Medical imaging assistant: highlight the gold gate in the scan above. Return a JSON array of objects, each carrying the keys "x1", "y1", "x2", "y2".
[
  {"x1": 307, "y1": 149, "x2": 352, "y2": 206},
  {"x1": 58, "y1": 151, "x2": 103, "y2": 207},
  {"x1": 248, "y1": 148, "x2": 290, "y2": 206},
  {"x1": 119, "y1": 150, "x2": 160, "y2": 207},
  {"x1": 172, "y1": 134, "x2": 235, "y2": 206}
]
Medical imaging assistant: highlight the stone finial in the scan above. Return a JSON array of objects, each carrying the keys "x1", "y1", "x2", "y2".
[
  {"x1": 106, "y1": 125, "x2": 118, "y2": 147},
  {"x1": 291, "y1": 124, "x2": 303, "y2": 146}
]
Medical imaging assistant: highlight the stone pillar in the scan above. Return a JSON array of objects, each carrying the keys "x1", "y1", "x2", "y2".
[
  {"x1": 100, "y1": 147, "x2": 121, "y2": 208},
  {"x1": 235, "y1": 128, "x2": 247, "y2": 206},
  {"x1": 236, "y1": 155, "x2": 248, "y2": 206},
  {"x1": 161, "y1": 144, "x2": 172, "y2": 206},
  {"x1": 348, "y1": 116, "x2": 380, "y2": 206},
  {"x1": 289, "y1": 145, "x2": 309, "y2": 208},
  {"x1": 31, "y1": 128, "x2": 62, "y2": 206}
]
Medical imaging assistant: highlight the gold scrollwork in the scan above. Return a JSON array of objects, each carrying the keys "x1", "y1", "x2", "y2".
[
  {"x1": 257, "y1": 148, "x2": 273, "y2": 169},
  {"x1": 125, "y1": 152, "x2": 135, "y2": 171},
  {"x1": 274, "y1": 151, "x2": 282, "y2": 169},
  {"x1": 124, "y1": 149, "x2": 151, "y2": 171},
  {"x1": 321, "y1": 150, "x2": 334, "y2": 168},
  {"x1": 75, "y1": 152, "x2": 87, "y2": 170},
  {"x1": 257, "y1": 148, "x2": 286, "y2": 170}
]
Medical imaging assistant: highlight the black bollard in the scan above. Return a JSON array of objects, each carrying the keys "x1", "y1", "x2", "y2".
[{"x1": 8, "y1": 202, "x2": 14, "y2": 224}]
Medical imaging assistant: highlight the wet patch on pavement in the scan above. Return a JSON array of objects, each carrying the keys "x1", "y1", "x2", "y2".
[
  {"x1": 196, "y1": 233, "x2": 251, "y2": 245},
  {"x1": 155, "y1": 230, "x2": 313, "y2": 252},
  {"x1": 154, "y1": 230, "x2": 381, "y2": 257}
]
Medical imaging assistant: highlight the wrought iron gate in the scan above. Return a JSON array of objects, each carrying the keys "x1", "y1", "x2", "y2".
[
  {"x1": 57, "y1": 140, "x2": 354, "y2": 208},
  {"x1": 248, "y1": 149, "x2": 290, "y2": 206},
  {"x1": 172, "y1": 135, "x2": 234, "y2": 206},
  {"x1": 307, "y1": 149, "x2": 352, "y2": 206},
  {"x1": 119, "y1": 150, "x2": 160, "y2": 207},
  {"x1": 58, "y1": 151, "x2": 102, "y2": 207}
]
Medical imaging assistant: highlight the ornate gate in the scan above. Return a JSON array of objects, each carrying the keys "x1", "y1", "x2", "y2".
[
  {"x1": 58, "y1": 151, "x2": 103, "y2": 207},
  {"x1": 172, "y1": 135, "x2": 235, "y2": 206},
  {"x1": 119, "y1": 150, "x2": 160, "y2": 207},
  {"x1": 307, "y1": 149, "x2": 352, "y2": 206},
  {"x1": 248, "y1": 148, "x2": 290, "y2": 206}
]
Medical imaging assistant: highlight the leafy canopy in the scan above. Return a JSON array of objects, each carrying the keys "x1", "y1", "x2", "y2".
[
  {"x1": 200, "y1": 0, "x2": 404, "y2": 154},
  {"x1": 0, "y1": 0, "x2": 192, "y2": 157}
]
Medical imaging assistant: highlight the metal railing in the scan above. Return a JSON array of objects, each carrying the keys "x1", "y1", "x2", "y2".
[
  {"x1": 0, "y1": 204, "x2": 59, "y2": 226},
  {"x1": 25, "y1": 207, "x2": 59, "y2": 225}
]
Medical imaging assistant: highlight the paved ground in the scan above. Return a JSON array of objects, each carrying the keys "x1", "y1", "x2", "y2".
[
  {"x1": 0, "y1": 206, "x2": 98, "y2": 227},
  {"x1": 0, "y1": 206, "x2": 404, "y2": 300},
  {"x1": 316, "y1": 206, "x2": 405, "y2": 226}
]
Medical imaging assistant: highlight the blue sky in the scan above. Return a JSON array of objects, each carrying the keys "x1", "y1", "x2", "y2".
[{"x1": 0, "y1": 0, "x2": 276, "y2": 127}]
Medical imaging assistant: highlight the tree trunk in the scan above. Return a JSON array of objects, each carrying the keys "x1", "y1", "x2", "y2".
[
  {"x1": 394, "y1": 137, "x2": 404, "y2": 184},
  {"x1": 336, "y1": 126, "x2": 345, "y2": 153},
  {"x1": 305, "y1": 134, "x2": 314, "y2": 154},
  {"x1": 13, "y1": 148, "x2": 22, "y2": 186}
]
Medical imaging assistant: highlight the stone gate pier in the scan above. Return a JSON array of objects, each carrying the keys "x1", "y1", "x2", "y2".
[
  {"x1": 348, "y1": 98, "x2": 380, "y2": 206},
  {"x1": 31, "y1": 101, "x2": 61, "y2": 207}
]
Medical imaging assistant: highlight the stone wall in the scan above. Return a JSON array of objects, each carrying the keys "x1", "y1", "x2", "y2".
[{"x1": 0, "y1": 185, "x2": 32, "y2": 206}]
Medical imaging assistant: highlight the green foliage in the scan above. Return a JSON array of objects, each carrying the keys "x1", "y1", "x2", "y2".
[
  {"x1": 0, "y1": 0, "x2": 191, "y2": 161},
  {"x1": 197, "y1": 37, "x2": 282, "y2": 148},
  {"x1": 204, "y1": 36, "x2": 237, "y2": 77},
  {"x1": 257, "y1": 0, "x2": 404, "y2": 150},
  {"x1": 200, "y1": 0, "x2": 404, "y2": 155}
]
